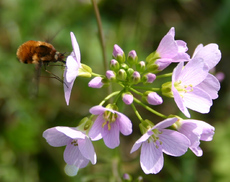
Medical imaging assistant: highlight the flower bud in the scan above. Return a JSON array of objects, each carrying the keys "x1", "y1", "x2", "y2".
[
  {"x1": 144, "y1": 91, "x2": 163, "y2": 105},
  {"x1": 88, "y1": 77, "x2": 103, "y2": 88},
  {"x1": 123, "y1": 173, "x2": 132, "y2": 181},
  {"x1": 122, "y1": 92, "x2": 133, "y2": 105},
  {"x1": 142, "y1": 73, "x2": 156, "y2": 83},
  {"x1": 106, "y1": 70, "x2": 116, "y2": 80},
  {"x1": 112, "y1": 44, "x2": 125, "y2": 63},
  {"x1": 127, "y1": 50, "x2": 138, "y2": 65},
  {"x1": 161, "y1": 82, "x2": 173, "y2": 98},
  {"x1": 131, "y1": 71, "x2": 141, "y2": 84},
  {"x1": 136, "y1": 61, "x2": 146, "y2": 72},
  {"x1": 117, "y1": 69, "x2": 127, "y2": 81},
  {"x1": 120, "y1": 63, "x2": 129, "y2": 70},
  {"x1": 77, "y1": 117, "x2": 93, "y2": 131},
  {"x1": 110, "y1": 59, "x2": 120, "y2": 71},
  {"x1": 127, "y1": 68, "x2": 134, "y2": 77}
]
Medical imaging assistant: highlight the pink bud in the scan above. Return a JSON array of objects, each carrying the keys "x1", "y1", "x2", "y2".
[
  {"x1": 112, "y1": 44, "x2": 124, "y2": 58},
  {"x1": 106, "y1": 70, "x2": 116, "y2": 80},
  {"x1": 147, "y1": 92, "x2": 163, "y2": 105},
  {"x1": 146, "y1": 73, "x2": 156, "y2": 83},
  {"x1": 88, "y1": 77, "x2": 103, "y2": 88},
  {"x1": 122, "y1": 93, "x2": 133, "y2": 105}
]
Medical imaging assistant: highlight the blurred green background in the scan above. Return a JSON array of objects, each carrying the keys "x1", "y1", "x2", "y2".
[{"x1": 0, "y1": 0, "x2": 229, "y2": 181}]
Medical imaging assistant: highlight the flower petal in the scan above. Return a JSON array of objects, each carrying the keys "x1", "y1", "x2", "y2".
[
  {"x1": 103, "y1": 122, "x2": 120, "y2": 149},
  {"x1": 153, "y1": 118, "x2": 178, "y2": 130},
  {"x1": 140, "y1": 141, "x2": 164, "y2": 174},
  {"x1": 64, "y1": 141, "x2": 89, "y2": 169},
  {"x1": 89, "y1": 105, "x2": 107, "y2": 115},
  {"x1": 184, "y1": 87, "x2": 212, "y2": 114},
  {"x1": 130, "y1": 131, "x2": 152, "y2": 153},
  {"x1": 43, "y1": 127, "x2": 70, "y2": 147},
  {"x1": 193, "y1": 43, "x2": 221, "y2": 70},
  {"x1": 78, "y1": 137, "x2": 97, "y2": 164},
  {"x1": 116, "y1": 112, "x2": 132, "y2": 136},
  {"x1": 70, "y1": 32, "x2": 81, "y2": 66},
  {"x1": 55, "y1": 126, "x2": 86, "y2": 139},
  {"x1": 197, "y1": 73, "x2": 220, "y2": 100},
  {"x1": 88, "y1": 115, "x2": 104, "y2": 141},
  {"x1": 88, "y1": 77, "x2": 103, "y2": 88},
  {"x1": 160, "y1": 129, "x2": 190, "y2": 156}
]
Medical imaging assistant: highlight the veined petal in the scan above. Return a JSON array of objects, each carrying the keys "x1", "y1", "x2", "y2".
[
  {"x1": 172, "y1": 61, "x2": 184, "y2": 83},
  {"x1": 102, "y1": 122, "x2": 120, "y2": 149},
  {"x1": 56, "y1": 127, "x2": 86, "y2": 139},
  {"x1": 160, "y1": 129, "x2": 190, "y2": 156},
  {"x1": 153, "y1": 118, "x2": 178, "y2": 130},
  {"x1": 140, "y1": 141, "x2": 163, "y2": 174},
  {"x1": 190, "y1": 146, "x2": 203, "y2": 157},
  {"x1": 88, "y1": 77, "x2": 103, "y2": 88},
  {"x1": 43, "y1": 127, "x2": 70, "y2": 147},
  {"x1": 64, "y1": 141, "x2": 89, "y2": 169},
  {"x1": 130, "y1": 132, "x2": 152, "y2": 153},
  {"x1": 116, "y1": 112, "x2": 132, "y2": 135},
  {"x1": 70, "y1": 32, "x2": 81, "y2": 66},
  {"x1": 184, "y1": 87, "x2": 212, "y2": 114},
  {"x1": 197, "y1": 74, "x2": 220, "y2": 99},
  {"x1": 64, "y1": 75, "x2": 74, "y2": 106},
  {"x1": 88, "y1": 115, "x2": 104, "y2": 141},
  {"x1": 193, "y1": 43, "x2": 221, "y2": 70},
  {"x1": 78, "y1": 137, "x2": 96, "y2": 164},
  {"x1": 179, "y1": 58, "x2": 209, "y2": 86},
  {"x1": 89, "y1": 105, "x2": 107, "y2": 115},
  {"x1": 65, "y1": 54, "x2": 79, "y2": 83}
]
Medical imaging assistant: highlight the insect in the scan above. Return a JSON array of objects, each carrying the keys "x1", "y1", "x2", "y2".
[{"x1": 16, "y1": 40, "x2": 66, "y2": 96}]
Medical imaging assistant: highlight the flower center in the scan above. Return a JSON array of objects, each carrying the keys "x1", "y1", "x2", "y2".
[
  {"x1": 174, "y1": 81, "x2": 193, "y2": 98},
  {"x1": 102, "y1": 111, "x2": 118, "y2": 130},
  {"x1": 149, "y1": 129, "x2": 163, "y2": 148},
  {"x1": 71, "y1": 140, "x2": 78, "y2": 146}
]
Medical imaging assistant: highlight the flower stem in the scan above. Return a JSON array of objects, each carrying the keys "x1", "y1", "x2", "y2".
[
  {"x1": 133, "y1": 97, "x2": 167, "y2": 119},
  {"x1": 91, "y1": 0, "x2": 107, "y2": 71},
  {"x1": 156, "y1": 73, "x2": 172, "y2": 79},
  {"x1": 131, "y1": 103, "x2": 144, "y2": 122},
  {"x1": 99, "y1": 91, "x2": 120, "y2": 106}
]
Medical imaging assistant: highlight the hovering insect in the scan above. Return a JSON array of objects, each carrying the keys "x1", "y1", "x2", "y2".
[{"x1": 16, "y1": 40, "x2": 66, "y2": 96}]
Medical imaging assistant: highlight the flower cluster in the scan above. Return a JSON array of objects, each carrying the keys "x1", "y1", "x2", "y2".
[{"x1": 43, "y1": 27, "x2": 221, "y2": 175}]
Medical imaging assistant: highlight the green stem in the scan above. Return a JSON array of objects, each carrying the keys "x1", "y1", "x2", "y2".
[
  {"x1": 132, "y1": 86, "x2": 160, "y2": 91},
  {"x1": 133, "y1": 97, "x2": 167, "y2": 119},
  {"x1": 131, "y1": 103, "x2": 143, "y2": 122},
  {"x1": 91, "y1": 72, "x2": 102, "y2": 77},
  {"x1": 156, "y1": 73, "x2": 172, "y2": 79},
  {"x1": 129, "y1": 87, "x2": 143, "y2": 96},
  {"x1": 91, "y1": 0, "x2": 107, "y2": 71},
  {"x1": 99, "y1": 91, "x2": 120, "y2": 106}
]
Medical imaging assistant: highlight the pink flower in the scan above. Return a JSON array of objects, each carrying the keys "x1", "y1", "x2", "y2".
[
  {"x1": 155, "y1": 27, "x2": 190, "y2": 70},
  {"x1": 175, "y1": 119, "x2": 215, "y2": 156},
  {"x1": 172, "y1": 58, "x2": 212, "y2": 118},
  {"x1": 64, "y1": 32, "x2": 81, "y2": 105},
  {"x1": 130, "y1": 118, "x2": 190, "y2": 174},
  {"x1": 43, "y1": 126, "x2": 96, "y2": 169},
  {"x1": 88, "y1": 105, "x2": 132, "y2": 149}
]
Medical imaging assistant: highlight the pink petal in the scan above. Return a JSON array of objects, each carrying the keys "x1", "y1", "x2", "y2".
[
  {"x1": 140, "y1": 141, "x2": 163, "y2": 174},
  {"x1": 78, "y1": 137, "x2": 96, "y2": 164},
  {"x1": 197, "y1": 74, "x2": 220, "y2": 99},
  {"x1": 116, "y1": 112, "x2": 132, "y2": 136},
  {"x1": 103, "y1": 122, "x2": 120, "y2": 149},
  {"x1": 64, "y1": 141, "x2": 89, "y2": 169},
  {"x1": 193, "y1": 43, "x2": 221, "y2": 70},
  {"x1": 70, "y1": 32, "x2": 81, "y2": 66},
  {"x1": 179, "y1": 58, "x2": 209, "y2": 86},
  {"x1": 160, "y1": 129, "x2": 190, "y2": 156},
  {"x1": 130, "y1": 132, "x2": 152, "y2": 153},
  {"x1": 88, "y1": 115, "x2": 104, "y2": 141},
  {"x1": 157, "y1": 34, "x2": 178, "y2": 58},
  {"x1": 154, "y1": 118, "x2": 178, "y2": 130},
  {"x1": 184, "y1": 87, "x2": 212, "y2": 114},
  {"x1": 43, "y1": 127, "x2": 70, "y2": 147},
  {"x1": 89, "y1": 105, "x2": 107, "y2": 115},
  {"x1": 55, "y1": 127, "x2": 86, "y2": 139}
]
